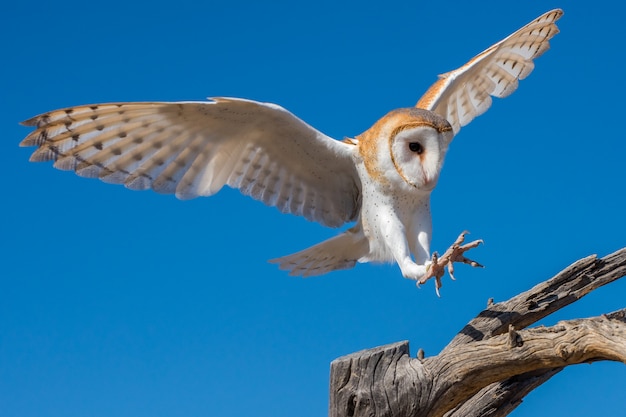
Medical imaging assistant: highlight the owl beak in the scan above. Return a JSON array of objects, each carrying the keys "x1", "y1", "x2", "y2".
[{"x1": 422, "y1": 173, "x2": 438, "y2": 191}]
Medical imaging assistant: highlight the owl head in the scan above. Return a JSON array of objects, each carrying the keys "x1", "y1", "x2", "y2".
[{"x1": 357, "y1": 108, "x2": 453, "y2": 192}]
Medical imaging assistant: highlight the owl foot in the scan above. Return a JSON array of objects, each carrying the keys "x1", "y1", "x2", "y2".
[{"x1": 418, "y1": 231, "x2": 483, "y2": 296}]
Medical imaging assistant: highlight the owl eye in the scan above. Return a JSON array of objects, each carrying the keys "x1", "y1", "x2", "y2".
[{"x1": 408, "y1": 142, "x2": 424, "y2": 154}]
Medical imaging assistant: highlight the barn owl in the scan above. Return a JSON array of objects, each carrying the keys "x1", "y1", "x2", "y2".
[{"x1": 20, "y1": 9, "x2": 562, "y2": 292}]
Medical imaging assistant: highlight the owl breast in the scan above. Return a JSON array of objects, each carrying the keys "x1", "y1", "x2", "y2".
[{"x1": 355, "y1": 173, "x2": 433, "y2": 265}]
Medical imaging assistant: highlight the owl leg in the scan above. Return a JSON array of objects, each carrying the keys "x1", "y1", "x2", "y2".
[{"x1": 418, "y1": 231, "x2": 483, "y2": 296}]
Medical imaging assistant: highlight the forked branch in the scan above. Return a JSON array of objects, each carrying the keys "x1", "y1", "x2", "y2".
[{"x1": 329, "y1": 248, "x2": 626, "y2": 417}]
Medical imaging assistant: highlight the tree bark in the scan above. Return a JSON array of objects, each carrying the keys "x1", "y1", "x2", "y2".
[{"x1": 329, "y1": 248, "x2": 626, "y2": 417}]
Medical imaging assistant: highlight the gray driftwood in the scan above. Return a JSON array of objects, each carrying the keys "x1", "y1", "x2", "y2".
[{"x1": 329, "y1": 248, "x2": 626, "y2": 417}]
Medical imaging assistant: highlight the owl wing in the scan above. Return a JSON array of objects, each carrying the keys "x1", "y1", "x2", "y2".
[
  {"x1": 416, "y1": 9, "x2": 563, "y2": 134},
  {"x1": 20, "y1": 98, "x2": 361, "y2": 228}
]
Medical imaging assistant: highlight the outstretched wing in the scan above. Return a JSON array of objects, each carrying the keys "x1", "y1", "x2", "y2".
[
  {"x1": 416, "y1": 9, "x2": 563, "y2": 134},
  {"x1": 21, "y1": 98, "x2": 361, "y2": 228}
]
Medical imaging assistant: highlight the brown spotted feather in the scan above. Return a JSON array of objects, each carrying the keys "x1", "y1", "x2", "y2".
[
  {"x1": 21, "y1": 99, "x2": 361, "y2": 228},
  {"x1": 416, "y1": 9, "x2": 563, "y2": 134}
]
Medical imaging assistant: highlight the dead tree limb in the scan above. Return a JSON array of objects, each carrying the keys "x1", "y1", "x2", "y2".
[{"x1": 329, "y1": 248, "x2": 626, "y2": 417}]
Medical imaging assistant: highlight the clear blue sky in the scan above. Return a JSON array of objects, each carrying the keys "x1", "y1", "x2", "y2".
[{"x1": 2, "y1": 1, "x2": 625, "y2": 416}]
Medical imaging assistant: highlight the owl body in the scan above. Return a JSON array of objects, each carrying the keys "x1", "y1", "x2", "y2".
[
  {"x1": 352, "y1": 108, "x2": 453, "y2": 277},
  {"x1": 19, "y1": 9, "x2": 563, "y2": 284}
]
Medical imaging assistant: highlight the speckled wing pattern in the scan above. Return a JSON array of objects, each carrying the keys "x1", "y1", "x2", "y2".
[
  {"x1": 416, "y1": 9, "x2": 563, "y2": 134},
  {"x1": 20, "y1": 98, "x2": 361, "y2": 228}
]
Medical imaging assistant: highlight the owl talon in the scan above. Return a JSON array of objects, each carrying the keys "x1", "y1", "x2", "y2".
[
  {"x1": 434, "y1": 276, "x2": 442, "y2": 297},
  {"x1": 419, "y1": 231, "x2": 483, "y2": 293}
]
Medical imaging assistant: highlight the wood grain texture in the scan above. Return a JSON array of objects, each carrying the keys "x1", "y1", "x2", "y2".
[{"x1": 329, "y1": 248, "x2": 626, "y2": 417}]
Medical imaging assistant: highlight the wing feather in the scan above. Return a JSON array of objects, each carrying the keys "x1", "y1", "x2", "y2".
[
  {"x1": 416, "y1": 9, "x2": 563, "y2": 134},
  {"x1": 21, "y1": 98, "x2": 361, "y2": 228}
]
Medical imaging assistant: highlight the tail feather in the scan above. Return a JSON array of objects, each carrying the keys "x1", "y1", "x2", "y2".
[{"x1": 269, "y1": 230, "x2": 369, "y2": 277}]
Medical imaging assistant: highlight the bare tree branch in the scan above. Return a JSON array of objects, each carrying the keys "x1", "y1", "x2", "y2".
[
  {"x1": 442, "y1": 247, "x2": 626, "y2": 414},
  {"x1": 425, "y1": 309, "x2": 626, "y2": 417},
  {"x1": 445, "y1": 368, "x2": 563, "y2": 417},
  {"x1": 446, "y1": 248, "x2": 626, "y2": 350},
  {"x1": 329, "y1": 248, "x2": 626, "y2": 417}
]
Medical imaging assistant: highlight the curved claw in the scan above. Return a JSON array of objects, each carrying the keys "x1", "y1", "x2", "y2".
[{"x1": 434, "y1": 277, "x2": 442, "y2": 297}]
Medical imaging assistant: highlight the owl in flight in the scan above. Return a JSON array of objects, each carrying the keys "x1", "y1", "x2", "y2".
[{"x1": 20, "y1": 9, "x2": 562, "y2": 292}]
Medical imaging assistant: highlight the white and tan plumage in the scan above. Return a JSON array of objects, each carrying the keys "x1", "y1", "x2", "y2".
[{"x1": 20, "y1": 9, "x2": 563, "y2": 290}]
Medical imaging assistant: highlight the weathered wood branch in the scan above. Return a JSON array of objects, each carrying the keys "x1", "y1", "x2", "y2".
[
  {"x1": 446, "y1": 248, "x2": 626, "y2": 350},
  {"x1": 329, "y1": 248, "x2": 626, "y2": 417},
  {"x1": 445, "y1": 368, "x2": 563, "y2": 417}
]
